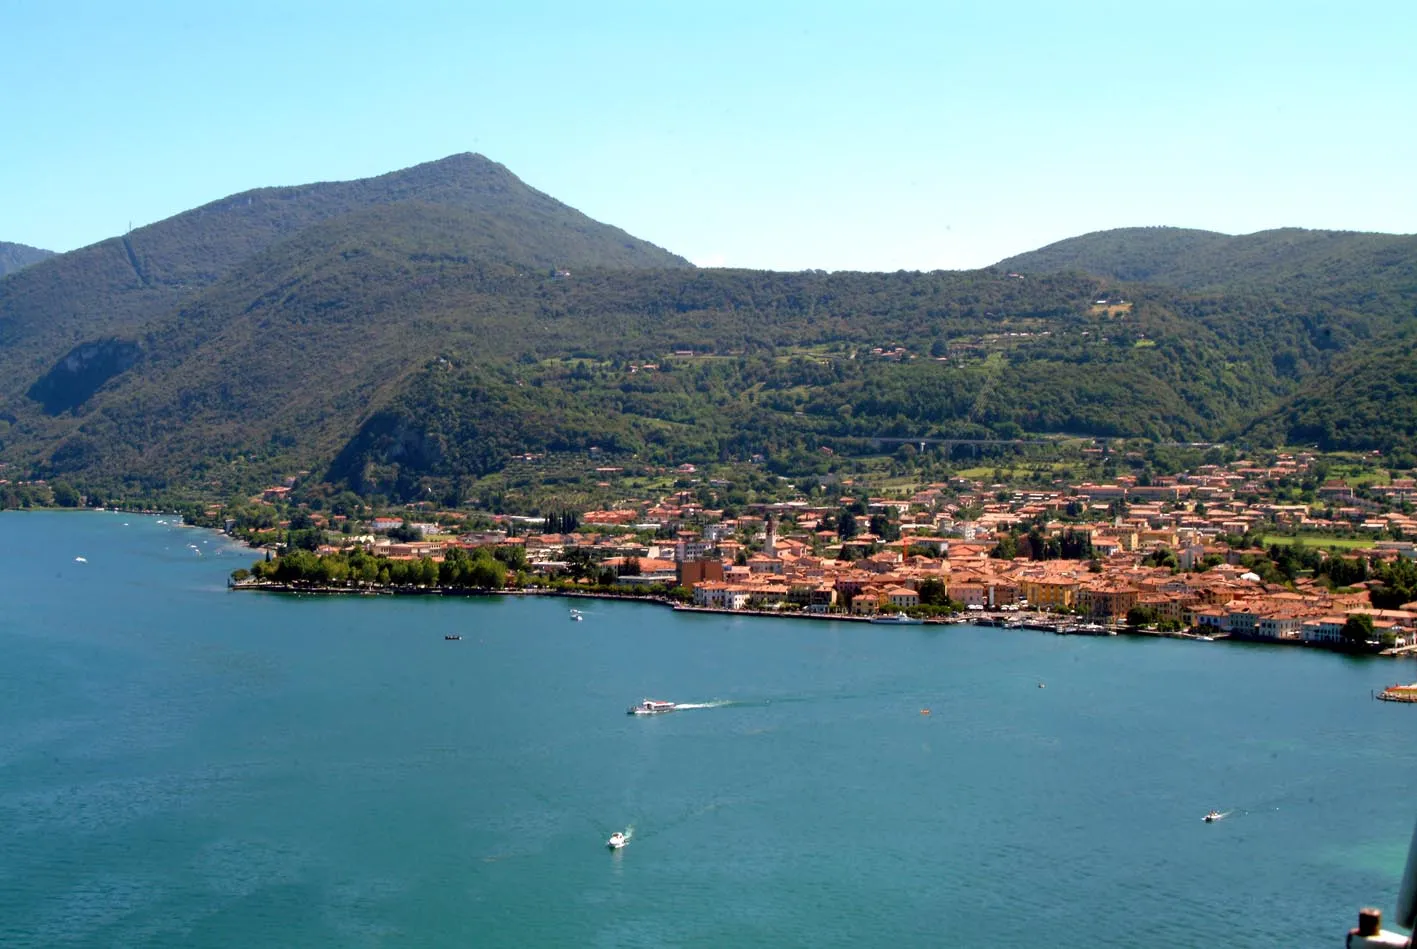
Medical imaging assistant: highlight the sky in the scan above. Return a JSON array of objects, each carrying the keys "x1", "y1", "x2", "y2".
[{"x1": 2, "y1": 0, "x2": 1414, "y2": 271}]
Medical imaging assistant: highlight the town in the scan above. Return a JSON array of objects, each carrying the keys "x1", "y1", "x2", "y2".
[{"x1": 210, "y1": 449, "x2": 1417, "y2": 655}]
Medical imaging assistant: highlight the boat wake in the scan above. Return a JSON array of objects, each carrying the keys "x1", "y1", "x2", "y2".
[
  {"x1": 672, "y1": 700, "x2": 736, "y2": 711},
  {"x1": 607, "y1": 824, "x2": 635, "y2": 850}
]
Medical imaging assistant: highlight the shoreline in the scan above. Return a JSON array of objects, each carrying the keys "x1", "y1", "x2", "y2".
[{"x1": 227, "y1": 580, "x2": 1415, "y2": 657}]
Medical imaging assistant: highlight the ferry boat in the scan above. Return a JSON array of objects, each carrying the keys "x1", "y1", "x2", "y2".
[
  {"x1": 870, "y1": 612, "x2": 923, "y2": 625},
  {"x1": 628, "y1": 699, "x2": 677, "y2": 715},
  {"x1": 607, "y1": 832, "x2": 627, "y2": 849},
  {"x1": 1202, "y1": 810, "x2": 1223, "y2": 823}
]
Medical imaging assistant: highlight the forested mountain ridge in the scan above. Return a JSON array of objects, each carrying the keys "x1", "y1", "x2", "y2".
[
  {"x1": 9, "y1": 225, "x2": 1413, "y2": 497},
  {"x1": 999, "y1": 226, "x2": 1417, "y2": 454},
  {"x1": 1244, "y1": 332, "x2": 1417, "y2": 452},
  {"x1": 0, "y1": 154, "x2": 689, "y2": 400},
  {"x1": 3, "y1": 161, "x2": 1416, "y2": 500},
  {"x1": 0, "y1": 241, "x2": 54, "y2": 278},
  {"x1": 998, "y1": 226, "x2": 1417, "y2": 294}
]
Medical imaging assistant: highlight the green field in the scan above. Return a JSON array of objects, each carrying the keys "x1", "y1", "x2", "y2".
[{"x1": 1261, "y1": 533, "x2": 1377, "y2": 550}]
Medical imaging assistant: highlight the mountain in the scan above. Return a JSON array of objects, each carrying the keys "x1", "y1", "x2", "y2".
[
  {"x1": 0, "y1": 154, "x2": 689, "y2": 399},
  {"x1": 4, "y1": 169, "x2": 1417, "y2": 502},
  {"x1": 0, "y1": 241, "x2": 54, "y2": 278},
  {"x1": 997, "y1": 226, "x2": 1417, "y2": 293},
  {"x1": 8, "y1": 241, "x2": 1404, "y2": 498},
  {"x1": 1001, "y1": 226, "x2": 1417, "y2": 459},
  {"x1": 1245, "y1": 332, "x2": 1417, "y2": 455}
]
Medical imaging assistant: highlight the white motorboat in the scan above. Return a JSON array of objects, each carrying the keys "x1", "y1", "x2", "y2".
[
  {"x1": 870, "y1": 612, "x2": 923, "y2": 625},
  {"x1": 1202, "y1": 810, "x2": 1223, "y2": 823},
  {"x1": 628, "y1": 699, "x2": 676, "y2": 715},
  {"x1": 607, "y1": 832, "x2": 627, "y2": 849},
  {"x1": 570, "y1": 609, "x2": 584, "y2": 622}
]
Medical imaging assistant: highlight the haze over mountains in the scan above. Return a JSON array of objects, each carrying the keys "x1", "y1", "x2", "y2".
[
  {"x1": 0, "y1": 242, "x2": 54, "y2": 278},
  {"x1": 0, "y1": 154, "x2": 1413, "y2": 501}
]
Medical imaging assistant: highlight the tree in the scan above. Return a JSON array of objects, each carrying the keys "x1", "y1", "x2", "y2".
[
  {"x1": 917, "y1": 577, "x2": 949, "y2": 606},
  {"x1": 1127, "y1": 605, "x2": 1159, "y2": 627},
  {"x1": 466, "y1": 551, "x2": 507, "y2": 589},
  {"x1": 51, "y1": 481, "x2": 81, "y2": 507},
  {"x1": 1340, "y1": 613, "x2": 1375, "y2": 649},
  {"x1": 838, "y1": 510, "x2": 859, "y2": 540},
  {"x1": 991, "y1": 534, "x2": 1018, "y2": 560}
]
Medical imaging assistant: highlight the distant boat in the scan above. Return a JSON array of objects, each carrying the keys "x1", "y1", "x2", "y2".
[
  {"x1": 871, "y1": 612, "x2": 923, "y2": 625},
  {"x1": 73, "y1": 556, "x2": 87, "y2": 563},
  {"x1": 607, "y1": 832, "x2": 627, "y2": 849},
  {"x1": 445, "y1": 634, "x2": 461, "y2": 641},
  {"x1": 1202, "y1": 810, "x2": 1223, "y2": 823},
  {"x1": 570, "y1": 609, "x2": 584, "y2": 622},
  {"x1": 628, "y1": 699, "x2": 676, "y2": 715}
]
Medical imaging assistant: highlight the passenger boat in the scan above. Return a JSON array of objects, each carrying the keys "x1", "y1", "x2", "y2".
[
  {"x1": 628, "y1": 699, "x2": 677, "y2": 715},
  {"x1": 1202, "y1": 810, "x2": 1223, "y2": 823},
  {"x1": 607, "y1": 832, "x2": 627, "y2": 849},
  {"x1": 870, "y1": 612, "x2": 923, "y2": 625}
]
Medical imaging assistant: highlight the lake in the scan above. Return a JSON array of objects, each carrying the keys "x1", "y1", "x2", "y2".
[{"x1": 1, "y1": 511, "x2": 1413, "y2": 947}]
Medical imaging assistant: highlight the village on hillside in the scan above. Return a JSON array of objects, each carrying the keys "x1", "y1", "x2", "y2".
[{"x1": 221, "y1": 451, "x2": 1417, "y2": 654}]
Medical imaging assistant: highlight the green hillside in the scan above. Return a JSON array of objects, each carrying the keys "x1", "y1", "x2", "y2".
[
  {"x1": 0, "y1": 241, "x2": 53, "y2": 278},
  {"x1": 1245, "y1": 333, "x2": 1417, "y2": 453},
  {"x1": 4, "y1": 168, "x2": 1416, "y2": 502},
  {"x1": 1002, "y1": 226, "x2": 1417, "y2": 457},
  {"x1": 10, "y1": 217, "x2": 1413, "y2": 498},
  {"x1": 0, "y1": 154, "x2": 688, "y2": 399},
  {"x1": 999, "y1": 226, "x2": 1417, "y2": 298}
]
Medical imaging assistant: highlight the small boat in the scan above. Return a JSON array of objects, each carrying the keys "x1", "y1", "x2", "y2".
[
  {"x1": 445, "y1": 634, "x2": 461, "y2": 641},
  {"x1": 1202, "y1": 810, "x2": 1223, "y2": 823},
  {"x1": 870, "y1": 612, "x2": 923, "y2": 625},
  {"x1": 570, "y1": 609, "x2": 584, "y2": 622},
  {"x1": 607, "y1": 832, "x2": 627, "y2": 850},
  {"x1": 628, "y1": 699, "x2": 677, "y2": 715},
  {"x1": 73, "y1": 556, "x2": 87, "y2": 563}
]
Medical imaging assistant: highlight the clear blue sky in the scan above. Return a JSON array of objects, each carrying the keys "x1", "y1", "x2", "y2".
[{"x1": 3, "y1": 1, "x2": 1413, "y2": 270}]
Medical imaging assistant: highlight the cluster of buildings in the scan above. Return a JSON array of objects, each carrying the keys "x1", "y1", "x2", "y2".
[{"x1": 269, "y1": 453, "x2": 1417, "y2": 647}]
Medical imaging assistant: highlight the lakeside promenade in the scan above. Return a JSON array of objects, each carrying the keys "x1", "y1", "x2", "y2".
[{"x1": 228, "y1": 578, "x2": 1417, "y2": 658}]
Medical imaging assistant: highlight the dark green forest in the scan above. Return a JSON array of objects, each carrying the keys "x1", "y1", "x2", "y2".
[{"x1": 1, "y1": 161, "x2": 1415, "y2": 503}]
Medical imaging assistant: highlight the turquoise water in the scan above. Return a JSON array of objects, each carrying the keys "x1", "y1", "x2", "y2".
[{"x1": 1, "y1": 511, "x2": 1414, "y2": 947}]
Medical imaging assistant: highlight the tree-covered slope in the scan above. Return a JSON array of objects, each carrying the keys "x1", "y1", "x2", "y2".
[
  {"x1": 998, "y1": 226, "x2": 1417, "y2": 296},
  {"x1": 0, "y1": 241, "x2": 53, "y2": 278},
  {"x1": 1245, "y1": 332, "x2": 1417, "y2": 452},
  {"x1": 9, "y1": 211, "x2": 1410, "y2": 497},
  {"x1": 0, "y1": 153, "x2": 689, "y2": 399},
  {"x1": 5, "y1": 166, "x2": 1416, "y2": 499},
  {"x1": 1002, "y1": 226, "x2": 1417, "y2": 455}
]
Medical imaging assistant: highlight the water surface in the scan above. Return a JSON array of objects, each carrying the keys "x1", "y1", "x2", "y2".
[{"x1": 1, "y1": 511, "x2": 1413, "y2": 946}]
